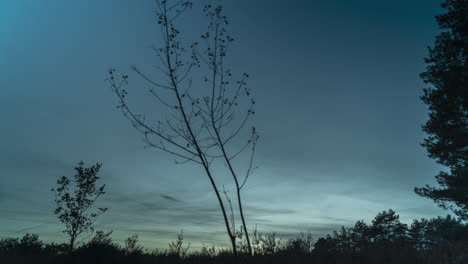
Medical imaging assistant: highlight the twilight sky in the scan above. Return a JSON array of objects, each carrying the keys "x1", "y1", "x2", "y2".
[{"x1": 1, "y1": 0, "x2": 448, "y2": 249}]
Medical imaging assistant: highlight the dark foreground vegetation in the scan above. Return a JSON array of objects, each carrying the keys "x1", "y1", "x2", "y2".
[{"x1": 1, "y1": 210, "x2": 467, "y2": 264}]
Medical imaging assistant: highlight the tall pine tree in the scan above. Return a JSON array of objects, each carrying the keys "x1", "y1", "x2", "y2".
[{"x1": 415, "y1": 0, "x2": 467, "y2": 219}]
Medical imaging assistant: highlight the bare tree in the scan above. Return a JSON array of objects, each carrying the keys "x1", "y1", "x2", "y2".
[
  {"x1": 107, "y1": 1, "x2": 258, "y2": 256},
  {"x1": 51, "y1": 161, "x2": 107, "y2": 252}
]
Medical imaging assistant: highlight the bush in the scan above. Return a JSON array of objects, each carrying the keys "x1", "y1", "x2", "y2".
[
  {"x1": 75, "y1": 231, "x2": 123, "y2": 257},
  {"x1": 124, "y1": 234, "x2": 144, "y2": 256},
  {"x1": 0, "y1": 234, "x2": 44, "y2": 256}
]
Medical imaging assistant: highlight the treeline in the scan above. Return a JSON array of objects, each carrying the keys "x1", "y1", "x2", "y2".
[
  {"x1": 1, "y1": 209, "x2": 467, "y2": 264},
  {"x1": 312, "y1": 210, "x2": 468, "y2": 263}
]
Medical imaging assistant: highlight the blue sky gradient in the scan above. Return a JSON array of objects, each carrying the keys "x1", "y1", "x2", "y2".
[{"x1": 0, "y1": 0, "x2": 448, "y2": 249}]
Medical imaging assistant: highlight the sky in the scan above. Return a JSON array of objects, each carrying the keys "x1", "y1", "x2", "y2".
[{"x1": 0, "y1": 0, "x2": 449, "y2": 249}]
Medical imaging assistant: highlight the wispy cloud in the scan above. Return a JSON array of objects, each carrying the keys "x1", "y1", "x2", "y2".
[{"x1": 161, "y1": 195, "x2": 183, "y2": 203}]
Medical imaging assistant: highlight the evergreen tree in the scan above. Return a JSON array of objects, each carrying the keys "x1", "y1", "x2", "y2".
[{"x1": 415, "y1": 0, "x2": 468, "y2": 219}]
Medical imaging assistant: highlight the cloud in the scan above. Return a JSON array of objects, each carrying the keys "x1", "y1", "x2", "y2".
[
  {"x1": 0, "y1": 151, "x2": 71, "y2": 172},
  {"x1": 161, "y1": 195, "x2": 183, "y2": 203},
  {"x1": 13, "y1": 224, "x2": 47, "y2": 234},
  {"x1": 95, "y1": 191, "x2": 304, "y2": 242}
]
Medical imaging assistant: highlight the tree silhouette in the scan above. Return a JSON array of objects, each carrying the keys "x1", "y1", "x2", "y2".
[
  {"x1": 123, "y1": 234, "x2": 144, "y2": 256},
  {"x1": 107, "y1": 1, "x2": 258, "y2": 256},
  {"x1": 369, "y1": 209, "x2": 407, "y2": 244},
  {"x1": 311, "y1": 209, "x2": 468, "y2": 261},
  {"x1": 415, "y1": 0, "x2": 468, "y2": 220},
  {"x1": 51, "y1": 161, "x2": 107, "y2": 252}
]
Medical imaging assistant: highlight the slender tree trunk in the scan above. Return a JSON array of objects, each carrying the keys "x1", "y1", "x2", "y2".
[
  {"x1": 69, "y1": 235, "x2": 75, "y2": 254},
  {"x1": 213, "y1": 130, "x2": 252, "y2": 255},
  {"x1": 162, "y1": 9, "x2": 238, "y2": 256},
  {"x1": 208, "y1": 14, "x2": 252, "y2": 256}
]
